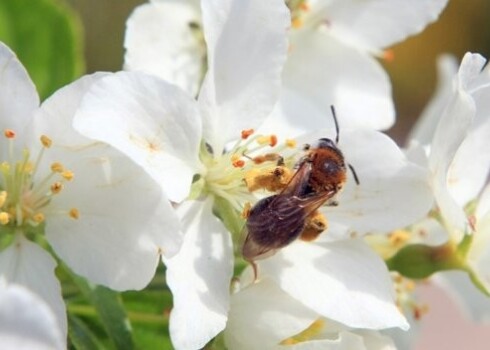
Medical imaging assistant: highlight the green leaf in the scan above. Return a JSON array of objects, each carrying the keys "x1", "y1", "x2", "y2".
[
  {"x1": 0, "y1": 0, "x2": 84, "y2": 100},
  {"x1": 71, "y1": 275, "x2": 134, "y2": 350},
  {"x1": 68, "y1": 314, "x2": 105, "y2": 350}
]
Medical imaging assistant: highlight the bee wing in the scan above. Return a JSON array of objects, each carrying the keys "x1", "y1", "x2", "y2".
[
  {"x1": 280, "y1": 159, "x2": 312, "y2": 197},
  {"x1": 241, "y1": 195, "x2": 307, "y2": 261},
  {"x1": 297, "y1": 189, "x2": 337, "y2": 217}
]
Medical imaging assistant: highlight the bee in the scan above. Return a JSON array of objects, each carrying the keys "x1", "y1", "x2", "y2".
[{"x1": 241, "y1": 106, "x2": 359, "y2": 279}]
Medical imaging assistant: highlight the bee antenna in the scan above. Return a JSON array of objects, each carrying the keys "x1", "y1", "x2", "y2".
[
  {"x1": 348, "y1": 163, "x2": 360, "y2": 185},
  {"x1": 330, "y1": 105, "x2": 340, "y2": 144}
]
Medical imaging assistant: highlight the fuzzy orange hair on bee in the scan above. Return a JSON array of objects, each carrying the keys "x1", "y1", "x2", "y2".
[{"x1": 241, "y1": 106, "x2": 359, "y2": 279}]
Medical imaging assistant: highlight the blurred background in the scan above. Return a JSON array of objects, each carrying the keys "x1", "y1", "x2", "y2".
[{"x1": 67, "y1": 0, "x2": 490, "y2": 144}]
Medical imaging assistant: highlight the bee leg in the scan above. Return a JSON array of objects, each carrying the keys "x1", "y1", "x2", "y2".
[
  {"x1": 251, "y1": 260, "x2": 259, "y2": 282},
  {"x1": 300, "y1": 211, "x2": 328, "y2": 242}
]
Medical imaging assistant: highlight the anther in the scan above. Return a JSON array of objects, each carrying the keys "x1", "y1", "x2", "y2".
[
  {"x1": 4, "y1": 129, "x2": 16, "y2": 139},
  {"x1": 286, "y1": 139, "x2": 297, "y2": 148},
  {"x1": 292, "y1": 18, "x2": 303, "y2": 29},
  {"x1": 51, "y1": 162, "x2": 64, "y2": 173},
  {"x1": 232, "y1": 159, "x2": 245, "y2": 168},
  {"x1": 40, "y1": 135, "x2": 53, "y2": 148},
  {"x1": 32, "y1": 213, "x2": 45, "y2": 223},
  {"x1": 0, "y1": 212, "x2": 9, "y2": 225},
  {"x1": 50, "y1": 182, "x2": 63, "y2": 194},
  {"x1": 269, "y1": 135, "x2": 278, "y2": 147},
  {"x1": 69, "y1": 208, "x2": 80, "y2": 219},
  {"x1": 61, "y1": 170, "x2": 74, "y2": 181},
  {"x1": 241, "y1": 129, "x2": 254, "y2": 139}
]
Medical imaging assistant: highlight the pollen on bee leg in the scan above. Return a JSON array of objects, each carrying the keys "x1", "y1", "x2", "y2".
[
  {"x1": 69, "y1": 208, "x2": 80, "y2": 219},
  {"x1": 300, "y1": 211, "x2": 328, "y2": 241},
  {"x1": 244, "y1": 166, "x2": 292, "y2": 192},
  {"x1": 241, "y1": 202, "x2": 252, "y2": 219}
]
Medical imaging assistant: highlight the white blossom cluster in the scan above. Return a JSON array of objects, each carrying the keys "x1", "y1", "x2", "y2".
[{"x1": 1, "y1": 0, "x2": 490, "y2": 349}]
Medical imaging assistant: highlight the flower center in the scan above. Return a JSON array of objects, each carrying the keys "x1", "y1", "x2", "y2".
[
  {"x1": 200, "y1": 130, "x2": 299, "y2": 212},
  {"x1": 0, "y1": 129, "x2": 77, "y2": 235}
]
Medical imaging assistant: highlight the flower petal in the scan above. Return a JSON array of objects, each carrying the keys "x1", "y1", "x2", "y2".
[
  {"x1": 198, "y1": 0, "x2": 290, "y2": 153},
  {"x1": 284, "y1": 32, "x2": 394, "y2": 130},
  {"x1": 284, "y1": 331, "x2": 395, "y2": 350},
  {"x1": 30, "y1": 74, "x2": 183, "y2": 290},
  {"x1": 224, "y1": 278, "x2": 318, "y2": 349},
  {"x1": 435, "y1": 271, "x2": 490, "y2": 323},
  {"x1": 0, "y1": 42, "x2": 39, "y2": 136},
  {"x1": 124, "y1": 0, "x2": 204, "y2": 96},
  {"x1": 74, "y1": 71, "x2": 202, "y2": 203},
  {"x1": 429, "y1": 53, "x2": 486, "y2": 238},
  {"x1": 467, "y1": 210, "x2": 490, "y2": 293},
  {"x1": 333, "y1": 129, "x2": 433, "y2": 234},
  {"x1": 409, "y1": 55, "x2": 459, "y2": 145},
  {"x1": 0, "y1": 284, "x2": 65, "y2": 350},
  {"x1": 0, "y1": 235, "x2": 66, "y2": 341},
  {"x1": 313, "y1": 0, "x2": 448, "y2": 52},
  {"x1": 164, "y1": 198, "x2": 233, "y2": 349},
  {"x1": 259, "y1": 239, "x2": 408, "y2": 330}
]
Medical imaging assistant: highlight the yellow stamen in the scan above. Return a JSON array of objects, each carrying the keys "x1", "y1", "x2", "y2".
[
  {"x1": 280, "y1": 319, "x2": 325, "y2": 345},
  {"x1": 40, "y1": 135, "x2": 53, "y2": 148},
  {"x1": 51, "y1": 162, "x2": 64, "y2": 173},
  {"x1": 389, "y1": 230, "x2": 411, "y2": 247},
  {"x1": 50, "y1": 182, "x2": 64, "y2": 194},
  {"x1": 32, "y1": 213, "x2": 45, "y2": 223},
  {"x1": 285, "y1": 139, "x2": 297, "y2": 148},
  {"x1": 291, "y1": 18, "x2": 303, "y2": 29},
  {"x1": 0, "y1": 212, "x2": 10, "y2": 225},
  {"x1": 61, "y1": 170, "x2": 74, "y2": 181},
  {"x1": 0, "y1": 191, "x2": 7, "y2": 207},
  {"x1": 69, "y1": 208, "x2": 80, "y2": 219}
]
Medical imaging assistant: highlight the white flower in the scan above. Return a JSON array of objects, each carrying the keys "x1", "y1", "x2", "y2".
[
  {"x1": 0, "y1": 283, "x2": 65, "y2": 350},
  {"x1": 402, "y1": 52, "x2": 490, "y2": 325},
  {"x1": 75, "y1": 0, "x2": 434, "y2": 348},
  {"x1": 76, "y1": 0, "x2": 290, "y2": 347},
  {"x1": 408, "y1": 52, "x2": 490, "y2": 242},
  {"x1": 225, "y1": 277, "x2": 397, "y2": 350},
  {"x1": 123, "y1": 0, "x2": 448, "y2": 130},
  {"x1": 0, "y1": 42, "x2": 182, "y2": 341}
]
